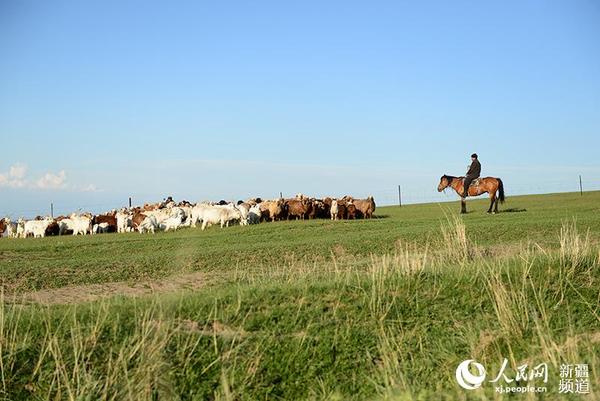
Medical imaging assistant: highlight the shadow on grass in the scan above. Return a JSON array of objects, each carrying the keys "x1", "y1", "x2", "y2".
[{"x1": 500, "y1": 208, "x2": 527, "y2": 213}]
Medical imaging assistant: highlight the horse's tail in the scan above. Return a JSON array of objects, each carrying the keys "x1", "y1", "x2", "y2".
[{"x1": 497, "y1": 178, "x2": 505, "y2": 203}]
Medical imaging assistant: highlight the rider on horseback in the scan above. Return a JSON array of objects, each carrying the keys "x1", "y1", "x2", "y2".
[{"x1": 462, "y1": 153, "x2": 481, "y2": 198}]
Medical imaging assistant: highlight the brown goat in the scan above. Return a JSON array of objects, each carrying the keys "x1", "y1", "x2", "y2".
[
  {"x1": 45, "y1": 221, "x2": 60, "y2": 236},
  {"x1": 352, "y1": 196, "x2": 376, "y2": 218},
  {"x1": 336, "y1": 200, "x2": 348, "y2": 220},
  {"x1": 131, "y1": 212, "x2": 147, "y2": 229},
  {"x1": 346, "y1": 202, "x2": 358, "y2": 219},
  {"x1": 92, "y1": 214, "x2": 117, "y2": 233},
  {"x1": 259, "y1": 199, "x2": 285, "y2": 222},
  {"x1": 307, "y1": 199, "x2": 329, "y2": 219},
  {"x1": 286, "y1": 199, "x2": 312, "y2": 220}
]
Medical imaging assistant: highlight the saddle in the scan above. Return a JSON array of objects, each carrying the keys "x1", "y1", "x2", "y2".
[{"x1": 464, "y1": 177, "x2": 482, "y2": 187}]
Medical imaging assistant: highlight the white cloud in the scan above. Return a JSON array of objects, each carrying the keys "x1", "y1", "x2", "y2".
[
  {"x1": 35, "y1": 170, "x2": 67, "y2": 189},
  {"x1": 80, "y1": 184, "x2": 100, "y2": 192},
  {"x1": 0, "y1": 163, "x2": 95, "y2": 191},
  {"x1": 0, "y1": 163, "x2": 28, "y2": 188},
  {"x1": 9, "y1": 163, "x2": 27, "y2": 179}
]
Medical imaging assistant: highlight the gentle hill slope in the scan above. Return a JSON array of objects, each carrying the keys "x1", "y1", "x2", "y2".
[
  {"x1": 1, "y1": 191, "x2": 599, "y2": 296},
  {"x1": 0, "y1": 191, "x2": 599, "y2": 400}
]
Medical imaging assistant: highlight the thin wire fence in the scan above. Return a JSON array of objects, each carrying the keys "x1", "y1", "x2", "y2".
[
  {"x1": 1, "y1": 177, "x2": 598, "y2": 219},
  {"x1": 374, "y1": 176, "x2": 600, "y2": 206}
]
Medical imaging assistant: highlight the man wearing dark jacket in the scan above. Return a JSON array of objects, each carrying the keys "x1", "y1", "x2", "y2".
[{"x1": 463, "y1": 153, "x2": 481, "y2": 198}]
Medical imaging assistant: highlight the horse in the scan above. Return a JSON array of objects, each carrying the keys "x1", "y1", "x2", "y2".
[{"x1": 437, "y1": 175, "x2": 505, "y2": 214}]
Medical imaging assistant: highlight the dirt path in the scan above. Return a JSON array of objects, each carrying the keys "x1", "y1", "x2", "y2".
[{"x1": 6, "y1": 271, "x2": 209, "y2": 305}]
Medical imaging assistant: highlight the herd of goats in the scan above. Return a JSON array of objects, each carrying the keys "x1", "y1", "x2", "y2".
[{"x1": 0, "y1": 194, "x2": 376, "y2": 239}]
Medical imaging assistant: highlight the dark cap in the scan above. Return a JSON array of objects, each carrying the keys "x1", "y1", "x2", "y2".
[{"x1": 471, "y1": 153, "x2": 478, "y2": 159}]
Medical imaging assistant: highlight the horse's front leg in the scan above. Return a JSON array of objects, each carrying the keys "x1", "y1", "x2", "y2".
[{"x1": 461, "y1": 199, "x2": 467, "y2": 214}]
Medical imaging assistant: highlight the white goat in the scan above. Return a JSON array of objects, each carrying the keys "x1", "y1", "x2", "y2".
[
  {"x1": 138, "y1": 215, "x2": 158, "y2": 234},
  {"x1": 92, "y1": 222, "x2": 110, "y2": 234},
  {"x1": 5, "y1": 218, "x2": 17, "y2": 238},
  {"x1": 247, "y1": 204, "x2": 262, "y2": 225},
  {"x1": 160, "y1": 215, "x2": 183, "y2": 232},
  {"x1": 200, "y1": 204, "x2": 242, "y2": 230},
  {"x1": 330, "y1": 200, "x2": 339, "y2": 221},
  {"x1": 24, "y1": 217, "x2": 53, "y2": 238},
  {"x1": 59, "y1": 215, "x2": 92, "y2": 235},
  {"x1": 116, "y1": 211, "x2": 133, "y2": 233},
  {"x1": 236, "y1": 203, "x2": 250, "y2": 226},
  {"x1": 16, "y1": 218, "x2": 25, "y2": 238}
]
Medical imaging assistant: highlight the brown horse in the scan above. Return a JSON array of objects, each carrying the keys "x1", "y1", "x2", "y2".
[{"x1": 437, "y1": 175, "x2": 505, "y2": 214}]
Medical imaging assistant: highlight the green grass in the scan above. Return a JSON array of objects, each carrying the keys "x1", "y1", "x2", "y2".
[
  {"x1": 0, "y1": 191, "x2": 599, "y2": 400},
  {"x1": 1, "y1": 191, "x2": 599, "y2": 295}
]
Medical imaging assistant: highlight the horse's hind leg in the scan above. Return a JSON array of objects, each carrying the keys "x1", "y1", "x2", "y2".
[
  {"x1": 487, "y1": 193, "x2": 495, "y2": 214},
  {"x1": 494, "y1": 194, "x2": 500, "y2": 213}
]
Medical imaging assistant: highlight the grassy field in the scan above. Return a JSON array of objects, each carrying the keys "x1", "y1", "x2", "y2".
[{"x1": 0, "y1": 191, "x2": 599, "y2": 400}]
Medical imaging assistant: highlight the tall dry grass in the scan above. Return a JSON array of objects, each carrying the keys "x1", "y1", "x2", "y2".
[
  {"x1": 0, "y1": 219, "x2": 598, "y2": 400},
  {"x1": 368, "y1": 220, "x2": 600, "y2": 400}
]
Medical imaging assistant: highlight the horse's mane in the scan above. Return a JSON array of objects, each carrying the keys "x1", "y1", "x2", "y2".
[{"x1": 442, "y1": 174, "x2": 457, "y2": 183}]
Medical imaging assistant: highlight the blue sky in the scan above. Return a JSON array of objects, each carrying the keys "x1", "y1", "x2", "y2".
[{"x1": 1, "y1": 0, "x2": 599, "y2": 216}]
